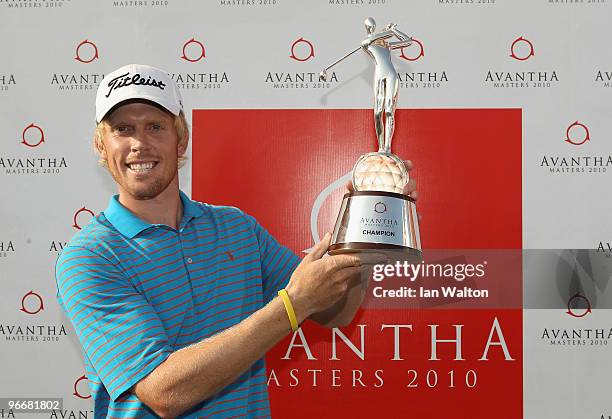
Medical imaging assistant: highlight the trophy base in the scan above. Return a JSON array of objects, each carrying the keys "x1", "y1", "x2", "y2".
[
  {"x1": 328, "y1": 242, "x2": 422, "y2": 262},
  {"x1": 328, "y1": 191, "x2": 421, "y2": 259}
]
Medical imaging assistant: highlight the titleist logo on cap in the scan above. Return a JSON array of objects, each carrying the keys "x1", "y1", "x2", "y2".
[{"x1": 105, "y1": 72, "x2": 166, "y2": 98}]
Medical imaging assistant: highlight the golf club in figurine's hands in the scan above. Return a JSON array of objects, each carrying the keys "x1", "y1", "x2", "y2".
[{"x1": 322, "y1": 17, "x2": 422, "y2": 257}]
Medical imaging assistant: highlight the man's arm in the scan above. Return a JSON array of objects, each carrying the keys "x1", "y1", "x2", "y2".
[
  {"x1": 133, "y1": 236, "x2": 385, "y2": 418},
  {"x1": 133, "y1": 294, "x2": 301, "y2": 418}
]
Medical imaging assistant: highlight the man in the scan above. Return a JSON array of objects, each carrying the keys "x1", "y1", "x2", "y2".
[{"x1": 55, "y1": 64, "x2": 417, "y2": 418}]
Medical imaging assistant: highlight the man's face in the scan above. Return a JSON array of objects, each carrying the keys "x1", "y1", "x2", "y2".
[{"x1": 97, "y1": 102, "x2": 187, "y2": 200}]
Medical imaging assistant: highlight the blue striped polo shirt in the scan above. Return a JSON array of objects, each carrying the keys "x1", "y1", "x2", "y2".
[{"x1": 55, "y1": 191, "x2": 300, "y2": 418}]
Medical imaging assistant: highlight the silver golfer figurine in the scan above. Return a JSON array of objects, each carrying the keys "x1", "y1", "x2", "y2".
[{"x1": 322, "y1": 17, "x2": 421, "y2": 256}]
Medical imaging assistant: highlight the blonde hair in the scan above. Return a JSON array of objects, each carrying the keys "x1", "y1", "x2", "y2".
[{"x1": 94, "y1": 110, "x2": 190, "y2": 169}]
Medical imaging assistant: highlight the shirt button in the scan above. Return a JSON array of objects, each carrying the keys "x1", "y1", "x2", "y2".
[{"x1": 186, "y1": 257, "x2": 193, "y2": 264}]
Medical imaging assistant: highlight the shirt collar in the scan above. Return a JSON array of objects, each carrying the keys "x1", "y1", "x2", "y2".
[
  {"x1": 103, "y1": 190, "x2": 204, "y2": 239},
  {"x1": 179, "y1": 190, "x2": 204, "y2": 229}
]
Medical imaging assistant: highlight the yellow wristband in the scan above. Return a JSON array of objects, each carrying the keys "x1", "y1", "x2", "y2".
[{"x1": 278, "y1": 289, "x2": 299, "y2": 332}]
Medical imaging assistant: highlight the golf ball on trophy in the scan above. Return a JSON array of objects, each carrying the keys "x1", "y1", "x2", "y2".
[{"x1": 352, "y1": 152, "x2": 409, "y2": 194}]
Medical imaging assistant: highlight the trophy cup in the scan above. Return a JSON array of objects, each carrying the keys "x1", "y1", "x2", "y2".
[{"x1": 320, "y1": 17, "x2": 421, "y2": 257}]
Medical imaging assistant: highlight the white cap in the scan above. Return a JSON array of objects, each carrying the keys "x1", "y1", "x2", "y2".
[{"x1": 95, "y1": 64, "x2": 183, "y2": 123}]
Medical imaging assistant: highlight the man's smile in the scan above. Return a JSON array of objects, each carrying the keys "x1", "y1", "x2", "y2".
[{"x1": 126, "y1": 161, "x2": 159, "y2": 174}]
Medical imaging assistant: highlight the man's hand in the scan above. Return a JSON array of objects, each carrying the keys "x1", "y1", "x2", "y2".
[
  {"x1": 300, "y1": 159, "x2": 418, "y2": 328},
  {"x1": 285, "y1": 234, "x2": 386, "y2": 324}
]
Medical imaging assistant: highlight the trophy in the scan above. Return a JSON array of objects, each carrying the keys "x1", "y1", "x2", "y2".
[{"x1": 320, "y1": 17, "x2": 421, "y2": 257}]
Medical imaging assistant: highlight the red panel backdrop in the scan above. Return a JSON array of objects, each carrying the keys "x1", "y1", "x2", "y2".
[{"x1": 192, "y1": 109, "x2": 523, "y2": 419}]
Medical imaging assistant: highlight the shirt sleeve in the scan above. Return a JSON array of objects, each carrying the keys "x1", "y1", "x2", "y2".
[
  {"x1": 245, "y1": 215, "x2": 301, "y2": 304},
  {"x1": 55, "y1": 246, "x2": 172, "y2": 401}
]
